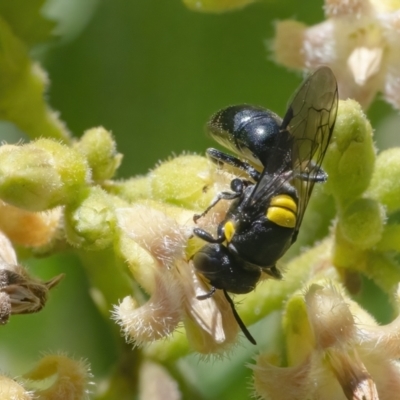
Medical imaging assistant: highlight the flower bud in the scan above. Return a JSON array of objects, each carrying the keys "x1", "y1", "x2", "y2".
[
  {"x1": 339, "y1": 198, "x2": 385, "y2": 249},
  {"x1": 283, "y1": 294, "x2": 314, "y2": 366},
  {"x1": 64, "y1": 187, "x2": 117, "y2": 250},
  {"x1": 150, "y1": 155, "x2": 218, "y2": 211},
  {"x1": 76, "y1": 127, "x2": 122, "y2": 181},
  {"x1": 323, "y1": 100, "x2": 376, "y2": 204},
  {"x1": 332, "y1": 223, "x2": 366, "y2": 270},
  {"x1": 104, "y1": 176, "x2": 151, "y2": 203},
  {"x1": 368, "y1": 148, "x2": 400, "y2": 214},
  {"x1": 23, "y1": 355, "x2": 91, "y2": 399},
  {"x1": 0, "y1": 139, "x2": 89, "y2": 211},
  {"x1": 377, "y1": 224, "x2": 400, "y2": 253},
  {"x1": 0, "y1": 202, "x2": 62, "y2": 247}
]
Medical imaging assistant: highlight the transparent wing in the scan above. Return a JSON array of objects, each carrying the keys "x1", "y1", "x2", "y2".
[{"x1": 246, "y1": 67, "x2": 338, "y2": 233}]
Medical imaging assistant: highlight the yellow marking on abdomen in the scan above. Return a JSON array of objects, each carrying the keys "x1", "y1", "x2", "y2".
[
  {"x1": 267, "y1": 194, "x2": 297, "y2": 228},
  {"x1": 224, "y1": 221, "x2": 236, "y2": 242},
  {"x1": 270, "y1": 194, "x2": 297, "y2": 213}
]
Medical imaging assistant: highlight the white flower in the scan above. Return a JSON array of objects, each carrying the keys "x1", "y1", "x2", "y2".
[
  {"x1": 113, "y1": 202, "x2": 240, "y2": 353},
  {"x1": 252, "y1": 281, "x2": 400, "y2": 400},
  {"x1": 273, "y1": 0, "x2": 400, "y2": 110}
]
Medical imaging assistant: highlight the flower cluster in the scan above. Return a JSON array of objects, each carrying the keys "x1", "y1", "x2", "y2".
[
  {"x1": 253, "y1": 281, "x2": 400, "y2": 400},
  {"x1": 113, "y1": 156, "x2": 242, "y2": 354},
  {"x1": 273, "y1": 0, "x2": 400, "y2": 110},
  {"x1": 1, "y1": 88, "x2": 400, "y2": 400},
  {"x1": 2, "y1": 0, "x2": 400, "y2": 398}
]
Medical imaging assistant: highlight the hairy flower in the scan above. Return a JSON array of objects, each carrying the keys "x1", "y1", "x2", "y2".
[
  {"x1": 23, "y1": 354, "x2": 92, "y2": 399},
  {"x1": 252, "y1": 282, "x2": 400, "y2": 400},
  {"x1": 112, "y1": 156, "x2": 244, "y2": 353},
  {"x1": 273, "y1": 0, "x2": 400, "y2": 109},
  {"x1": 114, "y1": 202, "x2": 239, "y2": 353},
  {"x1": 0, "y1": 375, "x2": 33, "y2": 400}
]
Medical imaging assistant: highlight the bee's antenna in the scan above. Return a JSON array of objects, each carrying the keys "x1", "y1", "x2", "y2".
[{"x1": 223, "y1": 289, "x2": 256, "y2": 345}]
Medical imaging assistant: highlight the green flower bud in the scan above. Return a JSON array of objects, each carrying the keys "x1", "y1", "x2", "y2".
[
  {"x1": 376, "y1": 224, "x2": 400, "y2": 253},
  {"x1": 323, "y1": 100, "x2": 375, "y2": 205},
  {"x1": 365, "y1": 253, "x2": 400, "y2": 295},
  {"x1": 104, "y1": 176, "x2": 151, "y2": 203},
  {"x1": 338, "y1": 198, "x2": 385, "y2": 249},
  {"x1": 283, "y1": 294, "x2": 314, "y2": 366},
  {"x1": 367, "y1": 148, "x2": 400, "y2": 214},
  {"x1": 287, "y1": 187, "x2": 335, "y2": 254},
  {"x1": 34, "y1": 139, "x2": 90, "y2": 200},
  {"x1": 0, "y1": 139, "x2": 89, "y2": 211},
  {"x1": 64, "y1": 187, "x2": 116, "y2": 250},
  {"x1": 0, "y1": 144, "x2": 61, "y2": 210},
  {"x1": 332, "y1": 225, "x2": 366, "y2": 270},
  {"x1": 76, "y1": 127, "x2": 122, "y2": 181},
  {"x1": 150, "y1": 155, "x2": 216, "y2": 210}
]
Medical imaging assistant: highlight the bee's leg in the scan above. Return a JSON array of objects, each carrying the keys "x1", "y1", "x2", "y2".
[
  {"x1": 194, "y1": 188, "x2": 240, "y2": 223},
  {"x1": 295, "y1": 163, "x2": 327, "y2": 182},
  {"x1": 223, "y1": 289, "x2": 256, "y2": 345},
  {"x1": 263, "y1": 265, "x2": 282, "y2": 279},
  {"x1": 206, "y1": 148, "x2": 261, "y2": 182},
  {"x1": 196, "y1": 286, "x2": 216, "y2": 300},
  {"x1": 193, "y1": 227, "x2": 225, "y2": 243},
  {"x1": 194, "y1": 178, "x2": 245, "y2": 223}
]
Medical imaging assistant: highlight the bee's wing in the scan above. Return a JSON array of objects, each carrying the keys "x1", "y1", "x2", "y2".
[{"x1": 247, "y1": 67, "x2": 338, "y2": 234}]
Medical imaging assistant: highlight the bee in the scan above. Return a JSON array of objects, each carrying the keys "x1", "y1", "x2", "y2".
[{"x1": 192, "y1": 67, "x2": 338, "y2": 344}]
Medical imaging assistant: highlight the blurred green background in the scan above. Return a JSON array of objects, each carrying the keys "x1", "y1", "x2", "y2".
[
  {"x1": 0, "y1": 0, "x2": 397, "y2": 398},
  {"x1": 43, "y1": 0, "x2": 395, "y2": 176},
  {"x1": 45, "y1": 0, "x2": 302, "y2": 178}
]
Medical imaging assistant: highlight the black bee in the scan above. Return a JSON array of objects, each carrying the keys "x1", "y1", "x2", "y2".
[{"x1": 192, "y1": 67, "x2": 338, "y2": 344}]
